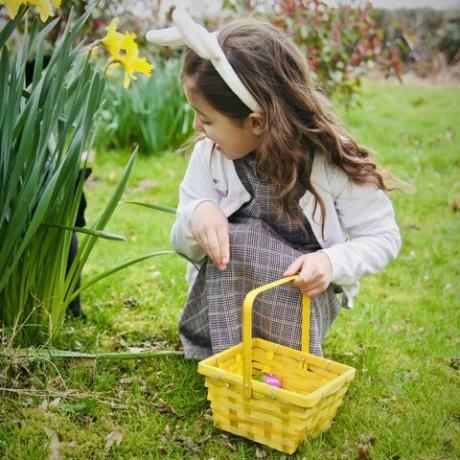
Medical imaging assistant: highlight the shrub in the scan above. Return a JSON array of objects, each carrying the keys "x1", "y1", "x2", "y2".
[{"x1": 223, "y1": 0, "x2": 403, "y2": 104}]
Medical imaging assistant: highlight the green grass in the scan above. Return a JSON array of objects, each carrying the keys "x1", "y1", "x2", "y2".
[{"x1": 1, "y1": 80, "x2": 459, "y2": 459}]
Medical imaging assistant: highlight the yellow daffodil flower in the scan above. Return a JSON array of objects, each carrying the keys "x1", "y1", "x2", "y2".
[
  {"x1": 101, "y1": 18, "x2": 125, "y2": 58},
  {"x1": 1, "y1": 0, "x2": 61, "y2": 21},
  {"x1": 101, "y1": 18, "x2": 153, "y2": 88},
  {"x1": 117, "y1": 33, "x2": 153, "y2": 88},
  {"x1": 1, "y1": 0, "x2": 22, "y2": 19}
]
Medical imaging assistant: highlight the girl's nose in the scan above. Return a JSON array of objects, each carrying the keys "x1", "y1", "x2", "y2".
[{"x1": 193, "y1": 114, "x2": 204, "y2": 133}]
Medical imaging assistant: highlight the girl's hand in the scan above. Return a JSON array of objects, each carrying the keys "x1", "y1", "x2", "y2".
[
  {"x1": 191, "y1": 201, "x2": 229, "y2": 271},
  {"x1": 282, "y1": 252, "x2": 333, "y2": 297}
]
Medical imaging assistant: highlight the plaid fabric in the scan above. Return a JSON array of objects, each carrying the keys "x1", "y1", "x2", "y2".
[{"x1": 179, "y1": 153, "x2": 340, "y2": 359}]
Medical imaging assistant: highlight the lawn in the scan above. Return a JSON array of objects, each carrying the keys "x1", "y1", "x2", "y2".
[{"x1": 0, "y1": 79, "x2": 459, "y2": 459}]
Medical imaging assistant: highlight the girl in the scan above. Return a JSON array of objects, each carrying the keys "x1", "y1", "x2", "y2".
[{"x1": 147, "y1": 8, "x2": 401, "y2": 359}]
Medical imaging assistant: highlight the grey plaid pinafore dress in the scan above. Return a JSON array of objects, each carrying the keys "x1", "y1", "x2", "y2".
[{"x1": 179, "y1": 153, "x2": 340, "y2": 359}]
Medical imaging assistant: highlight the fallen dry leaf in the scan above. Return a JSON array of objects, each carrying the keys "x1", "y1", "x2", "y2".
[
  {"x1": 155, "y1": 402, "x2": 183, "y2": 418},
  {"x1": 223, "y1": 441, "x2": 237, "y2": 451},
  {"x1": 355, "y1": 443, "x2": 370, "y2": 460},
  {"x1": 198, "y1": 434, "x2": 211, "y2": 445},
  {"x1": 195, "y1": 419, "x2": 205, "y2": 430},
  {"x1": 255, "y1": 446, "x2": 268, "y2": 458},
  {"x1": 119, "y1": 376, "x2": 146, "y2": 386},
  {"x1": 358, "y1": 433, "x2": 376, "y2": 446},
  {"x1": 136, "y1": 179, "x2": 159, "y2": 190},
  {"x1": 104, "y1": 427, "x2": 123, "y2": 457},
  {"x1": 123, "y1": 297, "x2": 139, "y2": 308},
  {"x1": 44, "y1": 428, "x2": 62, "y2": 460},
  {"x1": 126, "y1": 347, "x2": 145, "y2": 353},
  {"x1": 175, "y1": 435, "x2": 200, "y2": 452},
  {"x1": 451, "y1": 199, "x2": 459, "y2": 213},
  {"x1": 219, "y1": 434, "x2": 236, "y2": 451}
]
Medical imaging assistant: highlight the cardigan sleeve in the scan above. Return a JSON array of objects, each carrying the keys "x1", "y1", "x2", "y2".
[
  {"x1": 320, "y1": 177, "x2": 401, "y2": 289},
  {"x1": 170, "y1": 141, "x2": 220, "y2": 263}
]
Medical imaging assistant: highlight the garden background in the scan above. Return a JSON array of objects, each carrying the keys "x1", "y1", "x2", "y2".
[{"x1": 0, "y1": 0, "x2": 459, "y2": 459}]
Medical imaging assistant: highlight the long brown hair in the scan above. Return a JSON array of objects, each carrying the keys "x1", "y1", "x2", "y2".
[{"x1": 181, "y1": 18, "x2": 390, "y2": 229}]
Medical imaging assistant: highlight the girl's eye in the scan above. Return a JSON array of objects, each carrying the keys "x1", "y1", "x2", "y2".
[{"x1": 200, "y1": 119, "x2": 211, "y2": 125}]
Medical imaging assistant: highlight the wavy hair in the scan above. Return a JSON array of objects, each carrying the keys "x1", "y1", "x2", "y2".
[{"x1": 181, "y1": 18, "x2": 390, "y2": 230}]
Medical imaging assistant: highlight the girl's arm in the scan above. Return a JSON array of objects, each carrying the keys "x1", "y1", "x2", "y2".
[
  {"x1": 321, "y1": 179, "x2": 401, "y2": 288},
  {"x1": 285, "y1": 170, "x2": 401, "y2": 301},
  {"x1": 170, "y1": 140, "x2": 222, "y2": 263}
]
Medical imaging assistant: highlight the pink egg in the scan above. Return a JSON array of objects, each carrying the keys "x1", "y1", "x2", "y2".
[{"x1": 257, "y1": 373, "x2": 283, "y2": 388}]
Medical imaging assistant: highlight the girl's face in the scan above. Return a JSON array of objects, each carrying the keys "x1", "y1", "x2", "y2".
[{"x1": 183, "y1": 77, "x2": 263, "y2": 160}]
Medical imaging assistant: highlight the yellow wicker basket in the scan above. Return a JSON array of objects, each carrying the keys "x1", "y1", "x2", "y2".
[{"x1": 197, "y1": 276, "x2": 356, "y2": 454}]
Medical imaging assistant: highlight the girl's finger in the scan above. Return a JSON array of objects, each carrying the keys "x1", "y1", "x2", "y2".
[
  {"x1": 305, "y1": 285, "x2": 327, "y2": 297},
  {"x1": 292, "y1": 265, "x2": 315, "y2": 287},
  {"x1": 301, "y1": 279, "x2": 328, "y2": 296},
  {"x1": 203, "y1": 229, "x2": 222, "y2": 267},
  {"x1": 283, "y1": 256, "x2": 304, "y2": 277},
  {"x1": 216, "y1": 225, "x2": 230, "y2": 267}
]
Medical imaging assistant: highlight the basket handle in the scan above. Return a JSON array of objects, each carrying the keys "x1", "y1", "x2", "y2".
[{"x1": 242, "y1": 275, "x2": 311, "y2": 398}]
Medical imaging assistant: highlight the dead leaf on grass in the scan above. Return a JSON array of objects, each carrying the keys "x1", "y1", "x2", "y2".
[
  {"x1": 255, "y1": 446, "x2": 268, "y2": 458},
  {"x1": 219, "y1": 435, "x2": 236, "y2": 451},
  {"x1": 119, "y1": 376, "x2": 146, "y2": 386},
  {"x1": 126, "y1": 347, "x2": 145, "y2": 353},
  {"x1": 195, "y1": 419, "x2": 205, "y2": 430},
  {"x1": 123, "y1": 297, "x2": 139, "y2": 308},
  {"x1": 355, "y1": 443, "x2": 370, "y2": 460},
  {"x1": 136, "y1": 179, "x2": 159, "y2": 191},
  {"x1": 48, "y1": 398, "x2": 61, "y2": 412},
  {"x1": 104, "y1": 427, "x2": 123, "y2": 457},
  {"x1": 198, "y1": 434, "x2": 211, "y2": 444},
  {"x1": 223, "y1": 441, "x2": 237, "y2": 451},
  {"x1": 44, "y1": 428, "x2": 62, "y2": 460},
  {"x1": 175, "y1": 435, "x2": 200, "y2": 452},
  {"x1": 358, "y1": 433, "x2": 376, "y2": 445},
  {"x1": 445, "y1": 127, "x2": 454, "y2": 141},
  {"x1": 155, "y1": 402, "x2": 183, "y2": 418}
]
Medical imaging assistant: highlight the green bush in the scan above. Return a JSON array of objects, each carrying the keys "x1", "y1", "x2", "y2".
[
  {"x1": 223, "y1": 0, "x2": 403, "y2": 104},
  {"x1": 376, "y1": 8, "x2": 460, "y2": 68},
  {"x1": 94, "y1": 59, "x2": 194, "y2": 155}
]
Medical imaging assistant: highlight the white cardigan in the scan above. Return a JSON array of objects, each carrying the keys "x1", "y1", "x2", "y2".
[{"x1": 171, "y1": 138, "x2": 401, "y2": 307}]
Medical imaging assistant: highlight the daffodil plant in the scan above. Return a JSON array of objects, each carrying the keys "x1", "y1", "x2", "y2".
[{"x1": 0, "y1": 3, "x2": 168, "y2": 346}]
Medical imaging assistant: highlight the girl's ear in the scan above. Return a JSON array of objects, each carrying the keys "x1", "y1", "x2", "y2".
[{"x1": 248, "y1": 112, "x2": 265, "y2": 136}]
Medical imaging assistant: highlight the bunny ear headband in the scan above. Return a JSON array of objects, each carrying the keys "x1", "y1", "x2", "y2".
[{"x1": 146, "y1": 7, "x2": 262, "y2": 113}]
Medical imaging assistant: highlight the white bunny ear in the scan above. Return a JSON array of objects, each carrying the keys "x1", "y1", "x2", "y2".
[
  {"x1": 146, "y1": 26, "x2": 185, "y2": 47},
  {"x1": 145, "y1": 6, "x2": 262, "y2": 113},
  {"x1": 172, "y1": 7, "x2": 221, "y2": 60}
]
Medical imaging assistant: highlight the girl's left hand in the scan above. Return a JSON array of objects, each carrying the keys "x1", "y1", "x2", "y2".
[{"x1": 282, "y1": 252, "x2": 333, "y2": 297}]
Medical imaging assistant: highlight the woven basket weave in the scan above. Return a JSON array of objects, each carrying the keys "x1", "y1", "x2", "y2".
[{"x1": 198, "y1": 276, "x2": 356, "y2": 454}]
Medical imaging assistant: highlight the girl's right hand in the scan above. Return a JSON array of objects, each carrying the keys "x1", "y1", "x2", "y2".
[{"x1": 191, "y1": 201, "x2": 229, "y2": 271}]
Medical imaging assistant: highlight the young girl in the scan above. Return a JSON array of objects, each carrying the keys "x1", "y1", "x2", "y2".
[{"x1": 147, "y1": 8, "x2": 401, "y2": 359}]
